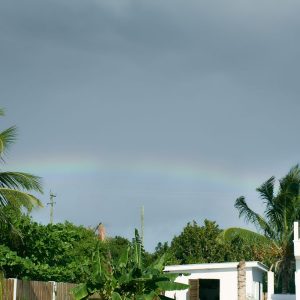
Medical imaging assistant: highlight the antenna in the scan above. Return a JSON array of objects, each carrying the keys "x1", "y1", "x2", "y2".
[
  {"x1": 47, "y1": 191, "x2": 56, "y2": 224},
  {"x1": 141, "y1": 205, "x2": 144, "y2": 246}
]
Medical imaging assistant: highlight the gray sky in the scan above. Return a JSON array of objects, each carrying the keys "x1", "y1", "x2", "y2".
[{"x1": 1, "y1": 0, "x2": 300, "y2": 250}]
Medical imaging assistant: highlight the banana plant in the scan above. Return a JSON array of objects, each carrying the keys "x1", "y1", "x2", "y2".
[{"x1": 72, "y1": 230, "x2": 188, "y2": 300}]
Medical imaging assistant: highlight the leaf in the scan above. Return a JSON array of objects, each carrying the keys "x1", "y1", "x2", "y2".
[
  {"x1": 118, "y1": 273, "x2": 133, "y2": 285},
  {"x1": 150, "y1": 254, "x2": 165, "y2": 271},
  {"x1": 118, "y1": 245, "x2": 129, "y2": 268},
  {"x1": 0, "y1": 126, "x2": 17, "y2": 156},
  {"x1": 0, "y1": 188, "x2": 43, "y2": 211},
  {"x1": 156, "y1": 281, "x2": 189, "y2": 291},
  {"x1": 71, "y1": 283, "x2": 89, "y2": 300},
  {"x1": 0, "y1": 172, "x2": 43, "y2": 193},
  {"x1": 218, "y1": 227, "x2": 270, "y2": 245},
  {"x1": 112, "y1": 292, "x2": 122, "y2": 300},
  {"x1": 92, "y1": 242, "x2": 102, "y2": 279},
  {"x1": 144, "y1": 292, "x2": 159, "y2": 300},
  {"x1": 136, "y1": 291, "x2": 158, "y2": 300},
  {"x1": 162, "y1": 273, "x2": 181, "y2": 281}
]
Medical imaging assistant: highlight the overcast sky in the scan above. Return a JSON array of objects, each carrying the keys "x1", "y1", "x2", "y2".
[{"x1": 1, "y1": 0, "x2": 300, "y2": 250}]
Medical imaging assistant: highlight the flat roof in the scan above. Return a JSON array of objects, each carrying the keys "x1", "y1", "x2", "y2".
[{"x1": 164, "y1": 261, "x2": 268, "y2": 273}]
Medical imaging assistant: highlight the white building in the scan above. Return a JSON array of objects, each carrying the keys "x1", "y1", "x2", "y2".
[
  {"x1": 163, "y1": 221, "x2": 300, "y2": 300},
  {"x1": 164, "y1": 261, "x2": 268, "y2": 300},
  {"x1": 294, "y1": 221, "x2": 300, "y2": 300}
]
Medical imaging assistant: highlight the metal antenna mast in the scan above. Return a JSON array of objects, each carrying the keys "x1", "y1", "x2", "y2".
[
  {"x1": 141, "y1": 205, "x2": 144, "y2": 246},
  {"x1": 47, "y1": 191, "x2": 56, "y2": 224}
]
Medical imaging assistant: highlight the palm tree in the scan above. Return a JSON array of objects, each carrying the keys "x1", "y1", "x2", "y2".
[
  {"x1": 0, "y1": 108, "x2": 43, "y2": 222},
  {"x1": 233, "y1": 165, "x2": 300, "y2": 293}
]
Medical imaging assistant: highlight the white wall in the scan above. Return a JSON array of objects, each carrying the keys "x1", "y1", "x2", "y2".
[
  {"x1": 165, "y1": 267, "x2": 265, "y2": 300},
  {"x1": 246, "y1": 267, "x2": 264, "y2": 300},
  {"x1": 165, "y1": 268, "x2": 238, "y2": 300}
]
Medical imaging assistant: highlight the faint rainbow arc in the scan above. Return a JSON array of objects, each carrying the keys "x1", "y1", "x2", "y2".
[{"x1": 6, "y1": 157, "x2": 257, "y2": 188}]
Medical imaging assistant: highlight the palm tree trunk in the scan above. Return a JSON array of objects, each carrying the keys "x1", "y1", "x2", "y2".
[
  {"x1": 282, "y1": 271, "x2": 288, "y2": 294},
  {"x1": 238, "y1": 261, "x2": 246, "y2": 300},
  {"x1": 281, "y1": 264, "x2": 289, "y2": 294}
]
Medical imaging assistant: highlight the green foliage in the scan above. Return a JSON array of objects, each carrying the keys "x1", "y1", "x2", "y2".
[
  {"x1": 0, "y1": 220, "x2": 97, "y2": 282},
  {"x1": 151, "y1": 242, "x2": 170, "y2": 264},
  {"x1": 219, "y1": 227, "x2": 269, "y2": 244},
  {"x1": 0, "y1": 125, "x2": 16, "y2": 155},
  {"x1": 218, "y1": 229, "x2": 275, "y2": 266},
  {"x1": 106, "y1": 236, "x2": 131, "y2": 262},
  {"x1": 152, "y1": 219, "x2": 275, "y2": 270},
  {"x1": 0, "y1": 244, "x2": 79, "y2": 281},
  {"x1": 72, "y1": 230, "x2": 189, "y2": 300},
  {"x1": 0, "y1": 207, "x2": 132, "y2": 283},
  {"x1": 233, "y1": 165, "x2": 300, "y2": 293},
  {"x1": 168, "y1": 220, "x2": 224, "y2": 264}
]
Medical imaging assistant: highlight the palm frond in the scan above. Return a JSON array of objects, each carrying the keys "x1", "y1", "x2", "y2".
[
  {"x1": 234, "y1": 165, "x2": 300, "y2": 293},
  {"x1": 235, "y1": 196, "x2": 261, "y2": 226},
  {"x1": 256, "y1": 176, "x2": 281, "y2": 230},
  {"x1": 256, "y1": 176, "x2": 275, "y2": 205},
  {"x1": 0, "y1": 188, "x2": 43, "y2": 211},
  {"x1": 0, "y1": 108, "x2": 5, "y2": 116},
  {"x1": 0, "y1": 172, "x2": 43, "y2": 193},
  {"x1": 235, "y1": 196, "x2": 275, "y2": 238},
  {"x1": 265, "y1": 205, "x2": 284, "y2": 238},
  {"x1": 0, "y1": 126, "x2": 17, "y2": 156},
  {"x1": 279, "y1": 165, "x2": 300, "y2": 196},
  {"x1": 269, "y1": 165, "x2": 300, "y2": 238}
]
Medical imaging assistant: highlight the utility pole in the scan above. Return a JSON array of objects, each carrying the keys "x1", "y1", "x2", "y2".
[
  {"x1": 47, "y1": 191, "x2": 56, "y2": 224},
  {"x1": 141, "y1": 205, "x2": 144, "y2": 246}
]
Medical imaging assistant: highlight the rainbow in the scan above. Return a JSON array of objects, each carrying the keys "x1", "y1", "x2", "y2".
[{"x1": 6, "y1": 155, "x2": 258, "y2": 189}]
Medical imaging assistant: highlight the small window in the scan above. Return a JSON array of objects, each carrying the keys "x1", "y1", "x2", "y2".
[{"x1": 199, "y1": 279, "x2": 220, "y2": 300}]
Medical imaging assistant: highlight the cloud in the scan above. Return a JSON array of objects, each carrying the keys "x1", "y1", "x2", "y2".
[{"x1": 1, "y1": 0, "x2": 300, "y2": 249}]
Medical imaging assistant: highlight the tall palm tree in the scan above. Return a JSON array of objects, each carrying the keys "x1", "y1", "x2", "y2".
[
  {"x1": 233, "y1": 165, "x2": 300, "y2": 293},
  {"x1": 0, "y1": 108, "x2": 43, "y2": 222}
]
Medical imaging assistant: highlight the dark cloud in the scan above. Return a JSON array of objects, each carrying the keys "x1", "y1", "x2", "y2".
[{"x1": 1, "y1": 0, "x2": 300, "y2": 249}]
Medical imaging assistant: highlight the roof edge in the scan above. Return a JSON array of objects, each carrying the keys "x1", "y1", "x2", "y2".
[{"x1": 164, "y1": 261, "x2": 269, "y2": 273}]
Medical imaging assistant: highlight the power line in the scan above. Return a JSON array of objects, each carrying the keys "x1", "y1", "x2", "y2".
[{"x1": 47, "y1": 191, "x2": 56, "y2": 224}]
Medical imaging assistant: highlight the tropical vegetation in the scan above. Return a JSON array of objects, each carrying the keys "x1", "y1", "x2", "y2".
[
  {"x1": 0, "y1": 108, "x2": 43, "y2": 221},
  {"x1": 71, "y1": 230, "x2": 188, "y2": 300},
  {"x1": 152, "y1": 219, "x2": 274, "y2": 267},
  {"x1": 1, "y1": 107, "x2": 300, "y2": 296},
  {"x1": 230, "y1": 165, "x2": 300, "y2": 293},
  {"x1": 0, "y1": 208, "x2": 131, "y2": 283}
]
